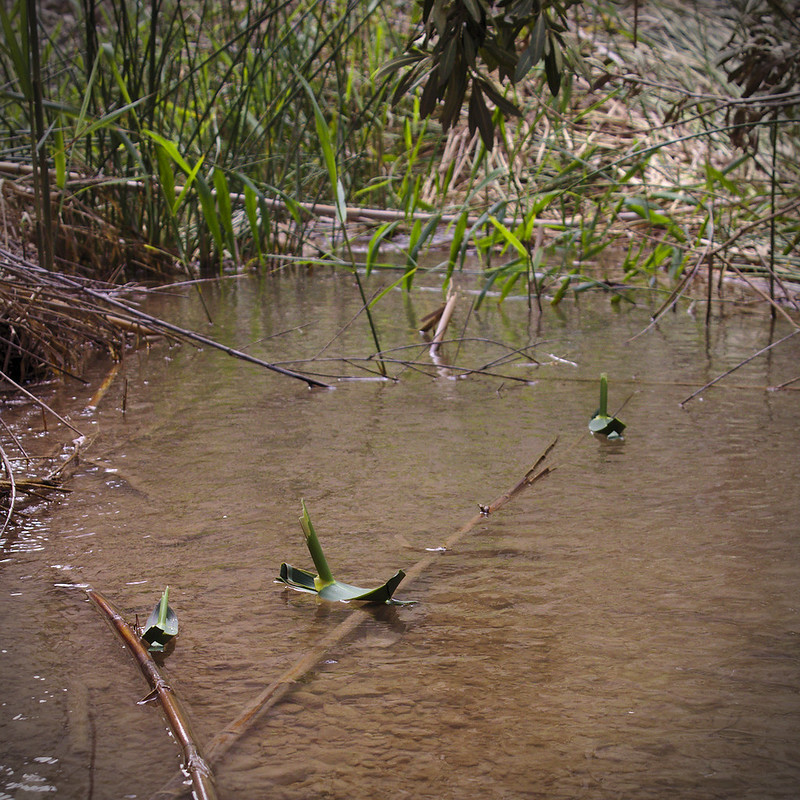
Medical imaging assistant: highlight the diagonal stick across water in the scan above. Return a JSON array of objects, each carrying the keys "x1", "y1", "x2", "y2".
[
  {"x1": 209, "y1": 437, "x2": 559, "y2": 761},
  {"x1": 152, "y1": 436, "x2": 564, "y2": 799}
]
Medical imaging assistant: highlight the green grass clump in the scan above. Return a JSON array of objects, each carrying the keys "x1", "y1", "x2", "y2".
[{"x1": 0, "y1": 0, "x2": 797, "y2": 314}]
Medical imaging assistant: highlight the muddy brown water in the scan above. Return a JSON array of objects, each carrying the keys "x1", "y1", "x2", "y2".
[{"x1": 1, "y1": 271, "x2": 799, "y2": 799}]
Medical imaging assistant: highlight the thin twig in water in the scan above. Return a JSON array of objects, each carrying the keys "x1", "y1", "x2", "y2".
[
  {"x1": 680, "y1": 329, "x2": 800, "y2": 406},
  {"x1": 721, "y1": 258, "x2": 799, "y2": 326},
  {"x1": 769, "y1": 375, "x2": 800, "y2": 391},
  {"x1": 0, "y1": 368, "x2": 85, "y2": 436},
  {"x1": 0, "y1": 416, "x2": 29, "y2": 462},
  {"x1": 0, "y1": 442, "x2": 17, "y2": 537},
  {"x1": 312, "y1": 286, "x2": 385, "y2": 363}
]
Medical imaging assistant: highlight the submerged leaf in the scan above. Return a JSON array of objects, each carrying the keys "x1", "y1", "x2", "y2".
[
  {"x1": 589, "y1": 373, "x2": 626, "y2": 438},
  {"x1": 277, "y1": 503, "x2": 408, "y2": 604},
  {"x1": 278, "y1": 564, "x2": 407, "y2": 604},
  {"x1": 141, "y1": 586, "x2": 179, "y2": 653},
  {"x1": 589, "y1": 414, "x2": 626, "y2": 438},
  {"x1": 277, "y1": 563, "x2": 318, "y2": 594}
]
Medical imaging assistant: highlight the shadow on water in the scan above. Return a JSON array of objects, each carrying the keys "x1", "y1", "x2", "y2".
[{"x1": 1, "y1": 271, "x2": 799, "y2": 799}]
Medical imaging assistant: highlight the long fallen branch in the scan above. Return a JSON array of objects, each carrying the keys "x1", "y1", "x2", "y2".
[
  {"x1": 87, "y1": 589, "x2": 218, "y2": 800},
  {"x1": 152, "y1": 436, "x2": 563, "y2": 800},
  {"x1": 0, "y1": 251, "x2": 331, "y2": 390}
]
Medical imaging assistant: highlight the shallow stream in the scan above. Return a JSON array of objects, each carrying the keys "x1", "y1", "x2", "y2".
[{"x1": 1, "y1": 271, "x2": 799, "y2": 799}]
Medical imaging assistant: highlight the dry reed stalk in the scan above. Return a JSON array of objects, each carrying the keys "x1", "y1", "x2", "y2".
[{"x1": 431, "y1": 290, "x2": 458, "y2": 355}]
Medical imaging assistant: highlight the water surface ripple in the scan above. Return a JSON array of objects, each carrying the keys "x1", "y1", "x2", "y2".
[{"x1": 1, "y1": 273, "x2": 798, "y2": 799}]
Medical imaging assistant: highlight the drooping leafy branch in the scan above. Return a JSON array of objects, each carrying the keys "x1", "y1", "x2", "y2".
[
  {"x1": 718, "y1": 0, "x2": 800, "y2": 150},
  {"x1": 381, "y1": 0, "x2": 579, "y2": 149}
]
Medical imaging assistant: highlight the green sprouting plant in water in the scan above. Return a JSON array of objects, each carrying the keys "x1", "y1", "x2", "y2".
[
  {"x1": 589, "y1": 373, "x2": 626, "y2": 439},
  {"x1": 141, "y1": 586, "x2": 179, "y2": 653},
  {"x1": 277, "y1": 501, "x2": 408, "y2": 604}
]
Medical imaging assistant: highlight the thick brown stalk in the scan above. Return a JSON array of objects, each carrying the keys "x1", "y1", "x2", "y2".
[
  {"x1": 87, "y1": 589, "x2": 218, "y2": 800},
  {"x1": 431, "y1": 291, "x2": 459, "y2": 356}
]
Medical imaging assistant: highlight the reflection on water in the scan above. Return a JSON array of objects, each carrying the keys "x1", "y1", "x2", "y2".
[{"x1": 1, "y1": 271, "x2": 799, "y2": 799}]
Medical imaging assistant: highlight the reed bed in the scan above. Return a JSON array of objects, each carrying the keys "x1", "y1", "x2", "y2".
[
  {"x1": 0, "y1": 0, "x2": 798, "y2": 377},
  {"x1": 0, "y1": 248, "x2": 167, "y2": 385}
]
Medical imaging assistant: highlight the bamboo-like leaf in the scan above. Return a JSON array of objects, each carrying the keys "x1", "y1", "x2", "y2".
[
  {"x1": 73, "y1": 97, "x2": 149, "y2": 141},
  {"x1": 409, "y1": 213, "x2": 440, "y2": 267},
  {"x1": 144, "y1": 129, "x2": 193, "y2": 175},
  {"x1": 176, "y1": 155, "x2": 206, "y2": 212},
  {"x1": 550, "y1": 271, "x2": 575, "y2": 307},
  {"x1": 515, "y1": 13, "x2": 546, "y2": 81},
  {"x1": 153, "y1": 144, "x2": 177, "y2": 212},
  {"x1": 463, "y1": 0, "x2": 483, "y2": 23},
  {"x1": 212, "y1": 167, "x2": 235, "y2": 251},
  {"x1": 366, "y1": 220, "x2": 401, "y2": 277},
  {"x1": 53, "y1": 124, "x2": 66, "y2": 190},
  {"x1": 446, "y1": 209, "x2": 469, "y2": 281},
  {"x1": 0, "y1": 2, "x2": 31, "y2": 99},
  {"x1": 477, "y1": 79, "x2": 521, "y2": 118},
  {"x1": 624, "y1": 196, "x2": 672, "y2": 227},
  {"x1": 499, "y1": 269, "x2": 522, "y2": 303},
  {"x1": 439, "y1": 37, "x2": 457, "y2": 87},
  {"x1": 367, "y1": 269, "x2": 418, "y2": 307},
  {"x1": 195, "y1": 173, "x2": 224, "y2": 256},
  {"x1": 374, "y1": 51, "x2": 426, "y2": 82},
  {"x1": 488, "y1": 215, "x2": 528, "y2": 258},
  {"x1": 420, "y1": 72, "x2": 440, "y2": 119},
  {"x1": 100, "y1": 42, "x2": 135, "y2": 107},
  {"x1": 544, "y1": 47, "x2": 562, "y2": 97},
  {"x1": 295, "y1": 71, "x2": 346, "y2": 225},
  {"x1": 243, "y1": 183, "x2": 262, "y2": 260},
  {"x1": 468, "y1": 80, "x2": 494, "y2": 149},
  {"x1": 141, "y1": 586, "x2": 179, "y2": 652}
]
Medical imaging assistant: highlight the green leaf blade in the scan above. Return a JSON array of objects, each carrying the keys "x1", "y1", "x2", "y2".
[
  {"x1": 299, "y1": 500, "x2": 334, "y2": 587},
  {"x1": 317, "y1": 570, "x2": 406, "y2": 604}
]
